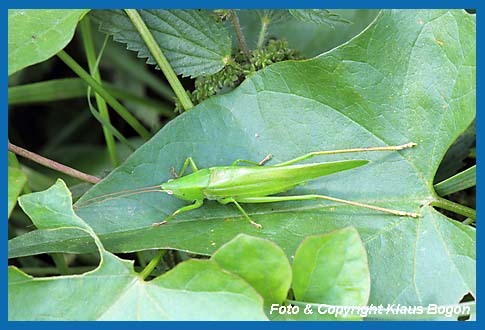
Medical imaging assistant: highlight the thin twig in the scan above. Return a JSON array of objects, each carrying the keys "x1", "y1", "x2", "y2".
[
  {"x1": 8, "y1": 142, "x2": 101, "y2": 184},
  {"x1": 230, "y1": 10, "x2": 251, "y2": 61}
]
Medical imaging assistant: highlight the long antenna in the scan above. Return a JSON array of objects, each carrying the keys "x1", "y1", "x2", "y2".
[{"x1": 74, "y1": 187, "x2": 164, "y2": 209}]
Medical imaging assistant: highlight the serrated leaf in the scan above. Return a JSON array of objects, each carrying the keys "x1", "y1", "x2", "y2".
[
  {"x1": 8, "y1": 9, "x2": 88, "y2": 76},
  {"x1": 91, "y1": 10, "x2": 232, "y2": 78},
  {"x1": 212, "y1": 234, "x2": 292, "y2": 306},
  {"x1": 8, "y1": 167, "x2": 27, "y2": 218},
  {"x1": 9, "y1": 180, "x2": 267, "y2": 320},
  {"x1": 9, "y1": 10, "x2": 476, "y2": 307},
  {"x1": 288, "y1": 9, "x2": 351, "y2": 26}
]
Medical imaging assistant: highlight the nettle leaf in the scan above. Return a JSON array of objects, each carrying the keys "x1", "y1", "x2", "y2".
[
  {"x1": 9, "y1": 180, "x2": 267, "y2": 320},
  {"x1": 90, "y1": 10, "x2": 232, "y2": 78},
  {"x1": 288, "y1": 9, "x2": 351, "y2": 26},
  {"x1": 9, "y1": 10, "x2": 475, "y2": 307},
  {"x1": 8, "y1": 9, "x2": 88, "y2": 76}
]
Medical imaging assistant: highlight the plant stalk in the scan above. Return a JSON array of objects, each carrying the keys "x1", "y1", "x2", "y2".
[
  {"x1": 230, "y1": 10, "x2": 251, "y2": 60},
  {"x1": 124, "y1": 9, "x2": 193, "y2": 111},
  {"x1": 256, "y1": 17, "x2": 269, "y2": 49},
  {"x1": 140, "y1": 250, "x2": 166, "y2": 280},
  {"x1": 8, "y1": 142, "x2": 101, "y2": 184},
  {"x1": 79, "y1": 17, "x2": 119, "y2": 166},
  {"x1": 431, "y1": 197, "x2": 476, "y2": 220},
  {"x1": 56, "y1": 50, "x2": 151, "y2": 140}
]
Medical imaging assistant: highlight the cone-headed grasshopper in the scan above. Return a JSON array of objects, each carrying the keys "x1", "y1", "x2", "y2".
[{"x1": 78, "y1": 142, "x2": 419, "y2": 228}]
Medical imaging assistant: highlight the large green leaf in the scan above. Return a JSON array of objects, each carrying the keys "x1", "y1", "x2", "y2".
[
  {"x1": 8, "y1": 9, "x2": 88, "y2": 76},
  {"x1": 9, "y1": 180, "x2": 267, "y2": 320},
  {"x1": 90, "y1": 10, "x2": 232, "y2": 78},
  {"x1": 9, "y1": 10, "x2": 475, "y2": 306}
]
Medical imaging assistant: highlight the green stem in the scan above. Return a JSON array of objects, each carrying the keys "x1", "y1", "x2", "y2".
[
  {"x1": 80, "y1": 17, "x2": 119, "y2": 167},
  {"x1": 124, "y1": 9, "x2": 193, "y2": 111},
  {"x1": 230, "y1": 10, "x2": 251, "y2": 60},
  {"x1": 136, "y1": 251, "x2": 147, "y2": 268},
  {"x1": 140, "y1": 250, "x2": 166, "y2": 280},
  {"x1": 431, "y1": 197, "x2": 476, "y2": 220},
  {"x1": 57, "y1": 50, "x2": 151, "y2": 140},
  {"x1": 256, "y1": 17, "x2": 269, "y2": 49},
  {"x1": 51, "y1": 253, "x2": 70, "y2": 275}
]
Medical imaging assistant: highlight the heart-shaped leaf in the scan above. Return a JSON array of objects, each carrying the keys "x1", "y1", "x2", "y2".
[
  {"x1": 292, "y1": 227, "x2": 370, "y2": 306},
  {"x1": 9, "y1": 10, "x2": 475, "y2": 307},
  {"x1": 212, "y1": 234, "x2": 292, "y2": 306},
  {"x1": 8, "y1": 9, "x2": 88, "y2": 76}
]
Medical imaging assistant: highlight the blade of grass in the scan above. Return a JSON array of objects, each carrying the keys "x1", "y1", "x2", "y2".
[
  {"x1": 86, "y1": 88, "x2": 136, "y2": 151},
  {"x1": 124, "y1": 9, "x2": 193, "y2": 111},
  {"x1": 9, "y1": 78, "x2": 175, "y2": 118},
  {"x1": 102, "y1": 40, "x2": 175, "y2": 101},
  {"x1": 434, "y1": 165, "x2": 476, "y2": 196},
  {"x1": 80, "y1": 17, "x2": 119, "y2": 167},
  {"x1": 8, "y1": 78, "x2": 87, "y2": 104},
  {"x1": 56, "y1": 50, "x2": 151, "y2": 140}
]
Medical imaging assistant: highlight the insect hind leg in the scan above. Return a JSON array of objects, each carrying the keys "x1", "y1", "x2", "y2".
[
  {"x1": 231, "y1": 153, "x2": 273, "y2": 166},
  {"x1": 274, "y1": 143, "x2": 417, "y2": 167}
]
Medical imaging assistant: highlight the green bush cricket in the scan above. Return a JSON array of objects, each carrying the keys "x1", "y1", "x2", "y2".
[{"x1": 77, "y1": 142, "x2": 420, "y2": 228}]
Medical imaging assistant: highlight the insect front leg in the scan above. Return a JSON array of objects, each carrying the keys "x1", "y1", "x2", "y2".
[
  {"x1": 218, "y1": 197, "x2": 263, "y2": 229},
  {"x1": 152, "y1": 199, "x2": 204, "y2": 227},
  {"x1": 173, "y1": 157, "x2": 200, "y2": 178},
  {"x1": 274, "y1": 143, "x2": 417, "y2": 167},
  {"x1": 234, "y1": 195, "x2": 420, "y2": 218}
]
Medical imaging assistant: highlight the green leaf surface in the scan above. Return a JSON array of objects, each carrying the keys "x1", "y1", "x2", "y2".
[
  {"x1": 292, "y1": 227, "x2": 370, "y2": 306},
  {"x1": 18, "y1": 180, "x2": 90, "y2": 231},
  {"x1": 288, "y1": 9, "x2": 352, "y2": 26},
  {"x1": 212, "y1": 234, "x2": 292, "y2": 306},
  {"x1": 9, "y1": 180, "x2": 267, "y2": 320},
  {"x1": 9, "y1": 254, "x2": 267, "y2": 320},
  {"x1": 8, "y1": 167, "x2": 27, "y2": 218},
  {"x1": 10, "y1": 10, "x2": 476, "y2": 306},
  {"x1": 8, "y1": 9, "x2": 88, "y2": 76},
  {"x1": 90, "y1": 10, "x2": 231, "y2": 78}
]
